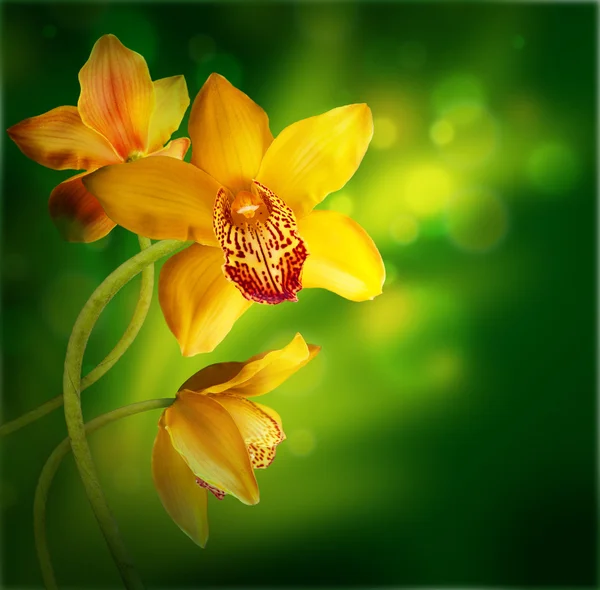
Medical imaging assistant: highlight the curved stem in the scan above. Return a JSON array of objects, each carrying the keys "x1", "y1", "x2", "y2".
[
  {"x1": 62, "y1": 239, "x2": 186, "y2": 589},
  {"x1": 0, "y1": 396, "x2": 65, "y2": 438},
  {"x1": 82, "y1": 235, "x2": 155, "y2": 384},
  {"x1": 0, "y1": 236, "x2": 155, "y2": 438},
  {"x1": 34, "y1": 398, "x2": 174, "y2": 590}
]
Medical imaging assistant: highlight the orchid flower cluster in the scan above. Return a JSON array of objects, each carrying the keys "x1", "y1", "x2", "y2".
[{"x1": 4, "y1": 35, "x2": 384, "y2": 589}]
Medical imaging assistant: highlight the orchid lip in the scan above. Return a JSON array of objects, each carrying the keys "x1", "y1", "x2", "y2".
[{"x1": 213, "y1": 183, "x2": 308, "y2": 305}]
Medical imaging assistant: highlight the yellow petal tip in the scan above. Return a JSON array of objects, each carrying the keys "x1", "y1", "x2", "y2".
[
  {"x1": 178, "y1": 332, "x2": 221, "y2": 357},
  {"x1": 191, "y1": 527, "x2": 209, "y2": 549},
  {"x1": 180, "y1": 340, "x2": 216, "y2": 358},
  {"x1": 239, "y1": 489, "x2": 260, "y2": 506}
]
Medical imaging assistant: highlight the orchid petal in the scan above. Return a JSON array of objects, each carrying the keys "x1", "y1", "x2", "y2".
[
  {"x1": 7, "y1": 106, "x2": 120, "y2": 170},
  {"x1": 83, "y1": 157, "x2": 219, "y2": 244},
  {"x1": 159, "y1": 244, "x2": 253, "y2": 356},
  {"x1": 180, "y1": 333, "x2": 320, "y2": 397},
  {"x1": 164, "y1": 391, "x2": 259, "y2": 505},
  {"x1": 149, "y1": 137, "x2": 190, "y2": 160},
  {"x1": 256, "y1": 104, "x2": 373, "y2": 218},
  {"x1": 152, "y1": 421, "x2": 209, "y2": 547},
  {"x1": 189, "y1": 73, "x2": 273, "y2": 193},
  {"x1": 49, "y1": 172, "x2": 116, "y2": 242},
  {"x1": 147, "y1": 75, "x2": 190, "y2": 153},
  {"x1": 298, "y1": 210, "x2": 385, "y2": 301},
  {"x1": 78, "y1": 34, "x2": 154, "y2": 159}
]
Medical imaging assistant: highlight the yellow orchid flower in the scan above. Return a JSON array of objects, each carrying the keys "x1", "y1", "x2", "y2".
[
  {"x1": 152, "y1": 333, "x2": 319, "y2": 547},
  {"x1": 7, "y1": 34, "x2": 190, "y2": 242},
  {"x1": 84, "y1": 74, "x2": 385, "y2": 355}
]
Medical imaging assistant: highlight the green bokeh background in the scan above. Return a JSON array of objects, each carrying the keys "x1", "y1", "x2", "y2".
[{"x1": 1, "y1": 2, "x2": 596, "y2": 587}]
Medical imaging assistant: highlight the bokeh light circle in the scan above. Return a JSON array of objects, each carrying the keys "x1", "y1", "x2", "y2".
[
  {"x1": 512, "y1": 35, "x2": 526, "y2": 50},
  {"x1": 372, "y1": 116, "x2": 398, "y2": 150},
  {"x1": 295, "y1": 3, "x2": 357, "y2": 44},
  {"x1": 403, "y1": 164, "x2": 455, "y2": 218},
  {"x1": 432, "y1": 73, "x2": 485, "y2": 114},
  {"x1": 360, "y1": 286, "x2": 418, "y2": 345},
  {"x1": 390, "y1": 215, "x2": 419, "y2": 245},
  {"x1": 433, "y1": 103, "x2": 499, "y2": 168},
  {"x1": 446, "y1": 188, "x2": 508, "y2": 252},
  {"x1": 383, "y1": 260, "x2": 398, "y2": 285},
  {"x1": 189, "y1": 34, "x2": 216, "y2": 64},
  {"x1": 429, "y1": 120, "x2": 455, "y2": 146},
  {"x1": 326, "y1": 193, "x2": 355, "y2": 216},
  {"x1": 427, "y1": 349, "x2": 465, "y2": 389},
  {"x1": 526, "y1": 141, "x2": 581, "y2": 197},
  {"x1": 288, "y1": 429, "x2": 317, "y2": 457}
]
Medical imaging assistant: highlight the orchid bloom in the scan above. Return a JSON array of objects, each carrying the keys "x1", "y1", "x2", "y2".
[
  {"x1": 7, "y1": 34, "x2": 190, "y2": 242},
  {"x1": 84, "y1": 74, "x2": 385, "y2": 355},
  {"x1": 152, "y1": 333, "x2": 319, "y2": 547}
]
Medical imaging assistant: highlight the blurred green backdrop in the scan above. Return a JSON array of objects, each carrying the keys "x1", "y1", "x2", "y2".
[{"x1": 1, "y1": 2, "x2": 596, "y2": 588}]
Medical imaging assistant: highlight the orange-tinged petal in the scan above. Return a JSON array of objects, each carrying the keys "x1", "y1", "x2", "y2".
[
  {"x1": 299, "y1": 210, "x2": 385, "y2": 301},
  {"x1": 164, "y1": 390, "x2": 259, "y2": 505},
  {"x1": 180, "y1": 332, "x2": 320, "y2": 397},
  {"x1": 189, "y1": 73, "x2": 273, "y2": 193},
  {"x1": 49, "y1": 172, "x2": 116, "y2": 242},
  {"x1": 83, "y1": 157, "x2": 219, "y2": 244},
  {"x1": 159, "y1": 244, "x2": 253, "y2": 356},
  {"x1": 211, "y1": 395, "x2": 285, "y2": 469},
  {"x1": 149, "y1": 137, "x2": 190, "y2": 160},
  {"x1": 152, "y1": 421, "x2": 209, "y2": 547},
  {"x1": 7, "y1": 106, "x2": 121, "y2": 170},
  {"x1": 213, "y1": 182, "x2": 308, "y2": 304},
  {"x1": 147, "y1": 76, "x2": 190, "y2": 153},
  {"x1": 256, "y1": 104, "x2": 373, "y2": 218},
  {"x1": 78, "y1": 34, "x2": 154, "y2": 159}
]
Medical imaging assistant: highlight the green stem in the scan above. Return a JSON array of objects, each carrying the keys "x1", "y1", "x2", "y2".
[
  {"x1": 34, "y1": 398, "x2": 174, "y2": 590},
  {"x1": 0, "y1": 236, "x2": 155, "y2": 438},
  {"x1": 62, "y1": 238, "x2": 186, "y2": 590}
]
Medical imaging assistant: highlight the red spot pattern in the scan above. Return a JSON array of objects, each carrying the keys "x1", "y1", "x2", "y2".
[
  {"x1": 233, "y1": 396, "x2": 285, "y2": 469},
  {"x1": 213, "y1": 182, "x2": 308, "y2": 304},
  {"x1": 195, "y1": 477, "x2": 225, "y2": 500},
  {"x1": 248, "y1": 443, "x2": 278, "y2": 469}
]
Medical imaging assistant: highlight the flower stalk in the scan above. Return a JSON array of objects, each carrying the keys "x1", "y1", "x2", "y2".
[
  {"x1": 0, "y1": 236, "x2": 155, "y2": 438},
  {"x1": 60, "y1": 238, "x2": 187, "y2": 589},
  {"x1": 35, "y1": 397, "x2": 174, "y2": 590}
]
